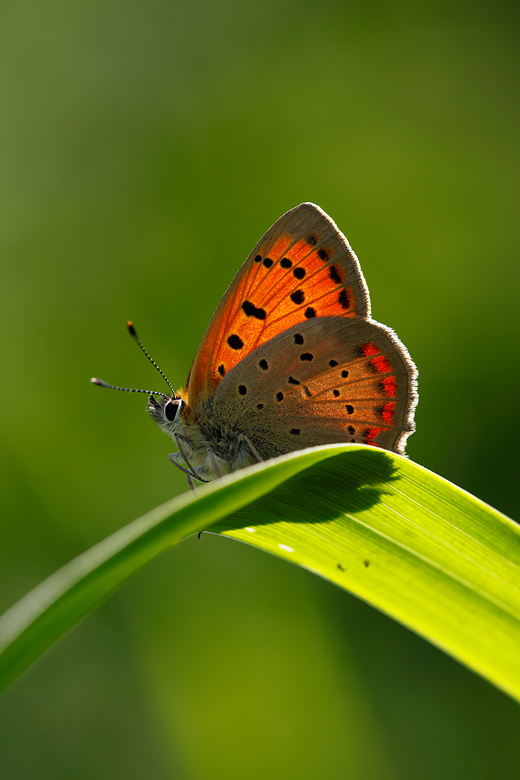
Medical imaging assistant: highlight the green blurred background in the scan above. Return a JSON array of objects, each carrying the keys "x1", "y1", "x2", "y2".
[{"x1": 1, "y1": 1, "x2": 520, "y2": 778}]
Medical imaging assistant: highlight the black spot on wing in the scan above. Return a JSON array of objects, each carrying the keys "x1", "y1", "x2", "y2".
[
  {"x1": 291, "y1": 290, "x2": 305, "y2": 305},
  {"x1": 338, "y1": 288, "x2": 351, "y2": 310},
  {"x1": 318, "y1": 248, "x2": 330, "y2": 261},
  {"x1": 227, "y1": 334, "x2": 244, "y2": 350},
  {"x1": 329, "y1": 265, "x2": 342, "y2": 284},
  {"x1": 242, "y1": 300, "x2": 266, "y2": 320}
]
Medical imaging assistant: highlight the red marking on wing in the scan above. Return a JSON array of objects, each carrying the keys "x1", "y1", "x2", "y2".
[
  {"x1": 365, "y1": 427, "x2": 383, "y2": 446},
  {"x1": 359, "y1": 341, "x2": 393, "y2": 373},
  {"x1": 370, "y1": 354, "x2": 393, "y2": 373},
  {"x1": 381, "y1": 401, "x2": 396, "y2": 424},
  {"x1": 359, "y1": 341, "x2": 379, "y2": 357},
  {"x1": 382, "y1": 376, "x2": 397, "y2": 396}
]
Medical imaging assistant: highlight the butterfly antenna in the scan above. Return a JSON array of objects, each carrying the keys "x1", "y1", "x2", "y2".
[
  {"x1": 126, "y1": 321, "x2": 177, "y2": 397},
  {"x1": 91, "y1": 321, "x2": 176, "y2": 399},
  {"x1": 90, "y1": 377, "x2": 170, "y2": 398}
]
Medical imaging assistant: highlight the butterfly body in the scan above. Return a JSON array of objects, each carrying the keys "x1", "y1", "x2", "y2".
[
  {"x1": 149, "y1": 391, "x2": 259, "y2": 480},
  {"x1": 146, "y1": 201, "x2": 418, "y2": 482},
  {"x1": 94, "y1": 203, "x2": 418, "y2": 484}
]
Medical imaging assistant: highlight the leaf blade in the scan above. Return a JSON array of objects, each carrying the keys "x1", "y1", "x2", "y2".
[{"x1": 1, "y1": 444, "x2": 519, "y2": 699}]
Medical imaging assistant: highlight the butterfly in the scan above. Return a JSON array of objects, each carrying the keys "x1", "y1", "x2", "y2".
[{"x1": 92, "y1": 203, "x2": 418, "y2": 487}]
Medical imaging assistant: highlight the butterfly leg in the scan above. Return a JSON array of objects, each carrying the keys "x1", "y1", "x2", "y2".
[
  {"x1": 172, "y1": 434, "x2": 209, "y2": 483},
  {"x1": 167, "y1": 452, "x2": 208, "y2": 483},
  {"x1": 241, "y1": 434, "x2": 263, "y2": 464},
  {"x1": 168, "y1": 435, "x2": 209, "y2": 485},
  {"x1": 206, "y1": 449, "x2": 223, "y2": 479}
]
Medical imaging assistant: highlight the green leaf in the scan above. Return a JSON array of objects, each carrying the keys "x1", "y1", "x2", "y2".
[{"x1": 1, "y1": 444, "x2": 519, "y2": 699}]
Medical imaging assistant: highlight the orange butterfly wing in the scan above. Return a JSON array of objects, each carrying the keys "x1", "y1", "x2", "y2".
[{"x1": 187, "y1": 203, "x2": 371, "y2": 408}]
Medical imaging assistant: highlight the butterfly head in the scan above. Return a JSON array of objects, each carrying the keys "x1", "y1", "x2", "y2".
[{"x1": 147, "y1": 392, "x2": 186, "y2": 432}]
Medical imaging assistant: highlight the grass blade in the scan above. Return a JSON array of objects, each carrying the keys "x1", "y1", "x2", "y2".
[{"x1": 1, "y1": 444, "x2": 519, "y2": 699}]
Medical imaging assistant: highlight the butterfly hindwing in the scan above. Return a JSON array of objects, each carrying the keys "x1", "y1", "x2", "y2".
[
  {"x1": 187, "y1": 203, "x2": 371, "y2": 408},
  {"x1": 211, "y1": 317, "x2": 417, "y2": 456}
]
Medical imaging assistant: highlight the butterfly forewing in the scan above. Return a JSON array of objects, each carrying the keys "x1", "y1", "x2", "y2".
[
  {"x1": 211, "y1": 318, "x2": 417, "y2": 457},
  {"x1": 188, "y1": 203, "x2": 370, "y2": 407}
]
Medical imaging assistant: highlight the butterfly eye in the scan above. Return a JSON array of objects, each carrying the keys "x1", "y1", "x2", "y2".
[{"x1": 162, "y1": 399, "x2": 183, "y2": 423}]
